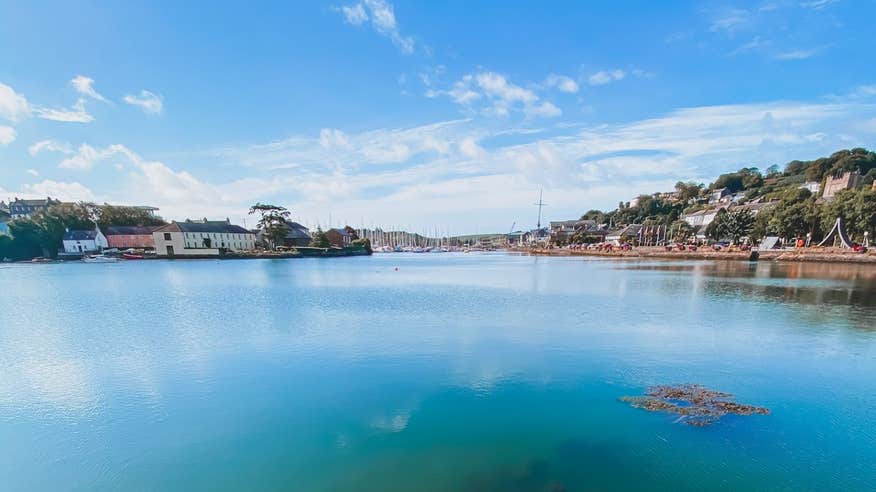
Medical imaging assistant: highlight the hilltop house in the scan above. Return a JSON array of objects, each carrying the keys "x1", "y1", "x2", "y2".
[
  {"x1": 8, "y1": 197, "x2": 61, "y2": 219},
  {"x1": 106, "y1": 226, "x2": 158, "y2": 249},
  {"x1": 822, "y1": 171, "x2": 863, "y2": 199},
  {"x1": 325, "y1": 228, "x2": 352, "y2": 248},
  {"x1": 62, "y1": 226, "x2": 108, "y2": 254},
  {"x1": 152, "y1": 219, "x2": 256, "y2": 257},
  {"x1": 708, "y1": 188, "x2": 731, "y2": 204}
]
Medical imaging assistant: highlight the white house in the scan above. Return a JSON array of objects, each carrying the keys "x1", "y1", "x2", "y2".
[
  {"x1": 152, "y1": 219, "x2": 256, "y2": 257},
  {"x1": 62, "y1": 226, "x2": 108, "y2": 253}
]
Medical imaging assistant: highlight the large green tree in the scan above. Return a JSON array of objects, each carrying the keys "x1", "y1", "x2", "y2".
[
  {"x1": 249, "y1": 203, "x2": 291, "y2": 250},
  {"x1": 820, "y1": 189, "x2": 876, "y2": 242}
]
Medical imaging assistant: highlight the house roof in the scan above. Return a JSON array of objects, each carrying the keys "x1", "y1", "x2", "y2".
[
  {"x1": 285, "y1": 223, "x2": 311, "y2": 240},
  {"x1": 328, "y1": 228, "x2": 351, "y2": 236},
  {"x1": 64, "y1": 230, "x2": 99, "y2": 241},
  {"x1": 11, "y1": 198, "x2": 58, "y2": 207},
  {"x1": 154, "y1": 220, "x2": 252, "y2": 234},
  {"x1": 607, "y1": 224, "x2": 644, "y2": 237},
  {"x1": 106, "y1": 226, "x2": 158, "y2": 235}
]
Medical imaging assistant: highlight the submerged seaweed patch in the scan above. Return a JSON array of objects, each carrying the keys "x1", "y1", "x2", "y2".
[{"x1": 620, "y1": 384, "x2": 769, "y2": 427}]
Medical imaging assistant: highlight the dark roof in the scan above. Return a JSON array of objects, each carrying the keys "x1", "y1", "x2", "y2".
[
  {"x1": 285, "y1": 223, "x2": 311, "y2": 240},
  {"x1": 11, "y1": 198, "x2": 58, "y2": 207},
  {"x1": 64, "y1": 230, "x2": 98, "y2": 241},
  {"x1": 154, "y1": 220, "x2": 253, "y2": 234},
  {"x1": 106, "y1": 226, "x2": 158, "y2": 235}
]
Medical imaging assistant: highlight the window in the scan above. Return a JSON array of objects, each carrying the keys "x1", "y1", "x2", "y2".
[{"x1": 164, "y1": 233, "x2": 171, "y2": 240}]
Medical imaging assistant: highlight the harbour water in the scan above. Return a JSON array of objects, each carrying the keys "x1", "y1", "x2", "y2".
[{"x1": 1, "y1": 254, "x2": 875, "y2": 490}]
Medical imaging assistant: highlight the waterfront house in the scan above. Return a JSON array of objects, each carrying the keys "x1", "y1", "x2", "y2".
[
  {"x1": 152, "y1": 219, "x2": 256, "y2": 257},
  {"x1": 106, "y1": 226, "x2": 158, "y2": 250},
  {"x1": 550, "y1": 220, "x2": 580, "y2": 243},
  {"x1": 326, "y1": 228, "x2": 352, "y2": 248},
  {"x1": 258, "y1": 221, "x2": 311, "y2": 247},
  {"x1": 63, "y1": 226, "x2": 108, "y2": 253},
  {"x1": 8, "y1": 197, "x2": 61, "y2": 219},
  {"x1": 822, "y1": 171, "x2": 863, "y2": 199},
  {"x1": 606, "y1": 224, "x2": 644, "y2": 245}
]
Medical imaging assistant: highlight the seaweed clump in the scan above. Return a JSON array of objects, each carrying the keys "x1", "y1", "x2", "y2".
[{"x1": 620, "y1": 384, "x2": 769, "y2": 427}]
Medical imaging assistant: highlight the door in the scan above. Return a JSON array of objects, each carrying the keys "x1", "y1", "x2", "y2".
[{"x1": 166, "y1": 245, "x2": 175, "y2": 256}]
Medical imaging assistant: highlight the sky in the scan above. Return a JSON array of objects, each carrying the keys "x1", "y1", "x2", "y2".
[{"x1": 1, "y1": 0, "x2": 875, "y2": 234}]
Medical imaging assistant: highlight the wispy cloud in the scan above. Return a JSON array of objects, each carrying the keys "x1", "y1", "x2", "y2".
[
  {"x1": 0, "y1": 81, "x2": 31, "y2": 122},
  {"x1": 432, "y1": 72, "x2": 562, "y2": 118},
  {"x1": 123, "y1": 90, "x2": 163, "y2": 114},
  {"x1": 588, "y1": 69, "x2": 625, "y2": 86},
  {"x1": 727, "y1": 36, "x2": 772, "y2": 56},
  {"x1": 799, "y1": 0, "x2": 840, "y2": 10},
  {"x1": 28, "y1": 139, "x2": 74, "y2": 156},
  {"x1": 709, "y1": 8, "x2": 751, "y2": 33},
  {"x1": 336, "y1": 0, "x2": 414, "y2": 54},
  {"x1": 544, "y1": 74, "x2": 579, "y2": 93},
  {"x1": 71, "y1": 75, "x2": 108, "y2": 103},
  {"x1": 0, "y1": 126, "x2": 15, "y2": 145},
  {"x1": 34, "y1": 98, "x2": 94, "y2": 123},
  {"x1": 774, "y1": 46, "x2": 825, "y2": 60}
]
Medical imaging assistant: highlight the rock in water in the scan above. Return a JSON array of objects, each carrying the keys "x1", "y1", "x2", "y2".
[{"x1": 620, "y1": 384, "x2": 769, "y2": 427}]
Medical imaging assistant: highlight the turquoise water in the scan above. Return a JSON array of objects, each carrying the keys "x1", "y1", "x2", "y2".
[{"x1": 1, "y1": 254, "x2": 875, "y2": 490}]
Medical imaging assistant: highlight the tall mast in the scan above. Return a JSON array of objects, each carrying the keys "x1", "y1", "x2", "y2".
[{"x1": 535, "y1": 188, "x2": 546, "y2": 232}]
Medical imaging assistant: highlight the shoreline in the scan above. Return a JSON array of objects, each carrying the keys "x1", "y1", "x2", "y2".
[{"x1": 522, "y1": 246, "x2": 876, "y2": 264}]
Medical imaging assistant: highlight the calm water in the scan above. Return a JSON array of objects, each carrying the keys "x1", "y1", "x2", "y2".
[{"x1": 1, "y1": 254, "x2": 875, "y2": 491}]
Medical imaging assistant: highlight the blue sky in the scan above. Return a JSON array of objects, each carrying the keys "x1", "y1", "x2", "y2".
[{"x1": 1, "y1": 0, "x2": 875, "y2": 233}]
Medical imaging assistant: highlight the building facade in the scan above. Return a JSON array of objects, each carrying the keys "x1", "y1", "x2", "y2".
[
  {"x1": 152, "y1": 219, "x2": 256, "y2": 257},
  {"x1": 106, "y1": 226, "x2": 158, "y2": 249},
  {"x1": 62, "y1": 227, "x2": 109, "y2": 253},
  {"x1": 8, "y1": 197, "x2": 61, "y2": 219},
  {"x1": 822, "y1": 171, "x2": 863, "y2": 199},
  {"x1": 326, "y1": 228, "x2": 352, "y2": 248}
]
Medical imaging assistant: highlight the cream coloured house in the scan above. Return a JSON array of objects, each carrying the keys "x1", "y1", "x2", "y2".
[{"x1": 152, "y1": 219, "x2": 255, "y2": 257}]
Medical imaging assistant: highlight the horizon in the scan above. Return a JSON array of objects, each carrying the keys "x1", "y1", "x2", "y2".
[{"x1": 2, "y1": 1, "x2": 876, "y2": 234}]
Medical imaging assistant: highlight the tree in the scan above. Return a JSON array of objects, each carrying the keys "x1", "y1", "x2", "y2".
[
  {"x1": 820, "y1": 188, "x2": 876, "y2": 242},
  {"x1": 674, "y1": 181, "x2": 703, "y2": 203},
  {"x1": 716, "y1": 209, "x2": 756, "y2": 244},
  {"x1": 249, "y1": 203, "x2": 291, "y2": 250},
  {"x1": 96, "y1": 204, "x2": 166, "y2": 230},
  {"x1": 310, "y1": 227, "x2": 331, "y2": 248},
  {"x1": 669, "y1": 220, "x2": 695, "y2": 242},
  {"x1": 705, "y1": 209, "x2": 728, "y2": 241}
]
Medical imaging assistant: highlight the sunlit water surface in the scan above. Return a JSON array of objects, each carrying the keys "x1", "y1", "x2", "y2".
[{"x1": 1, "y1": 254, "x2": 875, "y2": 491}]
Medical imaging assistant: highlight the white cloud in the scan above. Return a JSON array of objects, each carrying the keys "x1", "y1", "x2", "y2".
[
  {"x1": 28, "y1": 139, "x2": 74, "y2": 156},
  {"x1": 337, "y1": 0, "x2": 414, "y2": 54},
  {"x1": 59, "y1": 143, "x2": 137, "y2": 170},
  {"x1": 774, "y1": 47, "x2": 823, "y2": 60},
  {"x1": 21, "y1": 180, "x2": 96, "y2": 202},
  {"x1": 71, "y1": 75, "x2": 108, "y2": 102},
  {"x1": 0, "y1": 126, "x2": 15, "y2": 145},
  {"x1": 434, "y1": 72, "x2": 561, "y2": 119},
  {"x1": 319, "y1": 128, "x2": 350, "y2": 148},
  {"x1": 588, "y1": 69, "x2": 625, "y2": 86},
  {"x1": 123, "y1": 90, "x2": 163, "y2": 114},
  {"x1": 709, "y1": 9, "x2": 750, "y2": 33},
  {"x1": 458, "y1": 137, "x2": 485, "y2": 159},
  {"x1": 34, "y1": 98, "x2": 94, "y2": 123},
  {"x1": 544, "y1": 74, "x2": 579, "y2": 93},
  {"x1": 0, "y1": 82, "x2": 31, "y2": 122},
  {"x1": 26, "y1": 169, "x2": 39, "y2": 176},
  {"x1": 525, "y1": 101, "x2": 562, "y2": 118},
  {"x1": 799, "y1": 0, "x2": 839, "y2": 9},
  {"x1": 340, "y1": 4, "x2": 368, "y2": 24},
  {"x1": 727, "y1": 36, "x2": 772, "y2": 56}
]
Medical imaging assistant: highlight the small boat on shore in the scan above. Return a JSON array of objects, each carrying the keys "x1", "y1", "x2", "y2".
[
  {"x1": 122, "y1": 253, "x2": 145, "y2": 260},
  {"x1": 82, "y1": 254, "x2": 119, "y2": 263}
]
